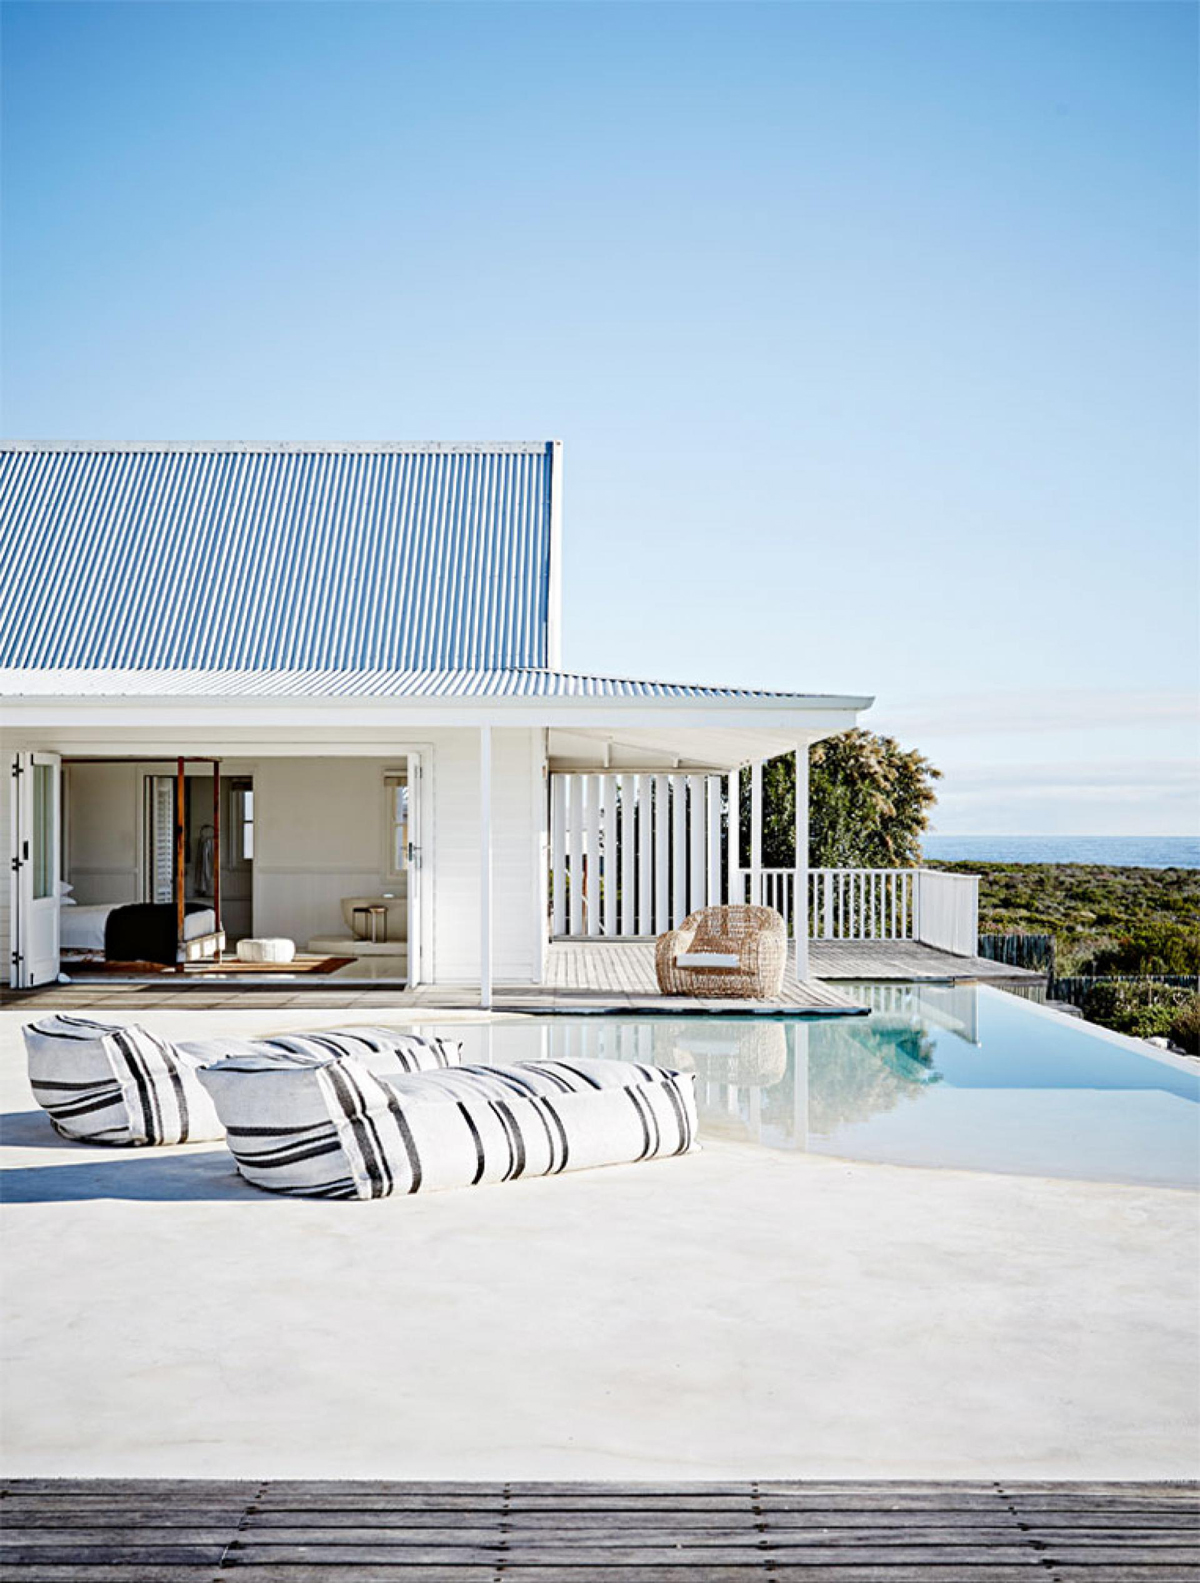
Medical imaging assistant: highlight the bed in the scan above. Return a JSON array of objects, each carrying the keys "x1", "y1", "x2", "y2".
[{"x1": 61, "y1": 903, "x2": 220, "y2": 965}]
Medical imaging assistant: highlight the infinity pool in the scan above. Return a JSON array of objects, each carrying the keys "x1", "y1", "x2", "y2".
[{"x1": 419, "y1": 986, "x2": 1199, "y2": 1189}]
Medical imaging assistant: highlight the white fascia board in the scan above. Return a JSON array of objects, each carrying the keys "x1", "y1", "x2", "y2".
[{"x1": 0, "y1": 692, "x2": 872, "y2": 737}]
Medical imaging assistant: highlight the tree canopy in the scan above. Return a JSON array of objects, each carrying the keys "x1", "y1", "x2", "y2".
[{"x1": 739, "y1": 729, "x2": 941, "y2": 869}]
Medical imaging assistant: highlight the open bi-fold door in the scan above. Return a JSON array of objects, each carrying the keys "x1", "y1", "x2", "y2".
[{"x1": 10, "y1": 751, "x2": 62, "y2": 988}]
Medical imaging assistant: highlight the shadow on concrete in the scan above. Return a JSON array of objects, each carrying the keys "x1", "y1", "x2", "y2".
[
  {"x1": 2, "y1": 1156, "x2": 259, "y2": 1203},
  {"x1": 1, "y1": 1111, "x2": 258, "y2": 1202},
  {"x1": 0, "y1": 1110, "x2": 81, "y2": 1151}
]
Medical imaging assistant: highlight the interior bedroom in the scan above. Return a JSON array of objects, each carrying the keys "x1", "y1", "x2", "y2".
[{"x1": 57, "y1": 757, "x2": 411, "y2": 985}]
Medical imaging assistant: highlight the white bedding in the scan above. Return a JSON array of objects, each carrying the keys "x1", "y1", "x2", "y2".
[{"x1": 60, "y1": 904, "x2": 217, "y2": 953}]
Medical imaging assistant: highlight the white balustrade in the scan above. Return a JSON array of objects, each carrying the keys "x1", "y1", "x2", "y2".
[{"x1": 548, "y1": 772, "x2": 978, "y2": 954}]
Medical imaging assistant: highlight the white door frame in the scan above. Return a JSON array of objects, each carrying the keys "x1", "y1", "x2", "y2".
[
  {"x1": 10, "y1": 750, "x2": 62, "y2": 988},
  {"x1": 404, "y1": 748, "x2": 427, "y2": 987}
]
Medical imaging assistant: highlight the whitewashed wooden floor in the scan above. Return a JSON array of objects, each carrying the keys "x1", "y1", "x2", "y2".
[
  {"x1": 809, "y1": 939, "x2": 1045, "y2": 983},
  {"x1": 1, "y1": 940, "x2": 1041, "y2": 1015}
]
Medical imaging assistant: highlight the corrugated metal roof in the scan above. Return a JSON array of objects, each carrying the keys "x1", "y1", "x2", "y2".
[
  {"x1": 0, "y1": 443, "x2": 558, "y2": 670},
  {"x1": 0, "y1": 667, "x2": 864, "y2": 704}
]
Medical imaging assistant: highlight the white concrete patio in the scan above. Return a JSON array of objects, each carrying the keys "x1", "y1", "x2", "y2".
[{"x1": 1, "y1": 1003, "x2": 1196, "y2": 1483}]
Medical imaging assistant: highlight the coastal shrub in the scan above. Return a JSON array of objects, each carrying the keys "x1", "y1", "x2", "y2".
[
  {"x1": 1087, "y1": 925, "x2": 1200, "y2": 977},
  {"x1": 1081, "y1": 981, "x2": 1195, "y2": 1040},
  {"x1": 1166, "y1": 997, "x2": 1200, "y2": 1057}
]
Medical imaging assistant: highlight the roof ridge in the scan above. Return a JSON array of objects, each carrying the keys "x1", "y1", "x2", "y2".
[{"x1": 0, "y1": 440, "x2": 556, "y2": 454}]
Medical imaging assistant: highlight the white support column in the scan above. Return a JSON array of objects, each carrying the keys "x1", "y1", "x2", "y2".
[
  {"x1": 749, "y1": 760, "x2": 763, "y2": 910},
  {"x1": 794, "y1": 741, "x2": 810, "y2": 979},
  {"x1": 479, "y1": 726, "x2": 493, "y2": 1010},
  {"x1": 670, "y1": 773, "x2": 687, "y2": 926},
  {"x1": 726, "y1": 769, "x2": 739, "y2": 904},
  {"x1": 705, "y1": 774, "x2": 722, "y2": 906}
]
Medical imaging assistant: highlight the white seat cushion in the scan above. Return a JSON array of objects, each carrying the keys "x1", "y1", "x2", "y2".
[
  {"x1": 676, "y1": 952, "x2": 741, "y2": 969},
  {"x1": 236, "y1": 938, "x2": 296, "y2": 963},
  {"x1": 23, "y1": 1015, "x2": 224, "y2": 1145},
  {"x1": 199, "y1": 1054, "x2": 698, "y2": 1199}
]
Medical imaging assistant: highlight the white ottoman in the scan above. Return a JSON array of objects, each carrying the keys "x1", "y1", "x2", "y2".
[{"x1": 236, "y1": 937, "x2": 296, "y2": 964}]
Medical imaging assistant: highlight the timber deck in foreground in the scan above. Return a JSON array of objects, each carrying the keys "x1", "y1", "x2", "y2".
[
  {"x1": 1, "y1": 1481, "x2": 1196, "y2": 1581},
  {"x1": 0, "y1": 940, "x2": 1043, "y2": 1014}
]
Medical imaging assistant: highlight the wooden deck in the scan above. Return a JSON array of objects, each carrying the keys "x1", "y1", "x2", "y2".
[
  {"x1": 0, "y1": 940, "x2": 1041, "y2": 1015},
  {"x1": 1, "y1": 1480, "x2": 1195, "y2": 1579}
]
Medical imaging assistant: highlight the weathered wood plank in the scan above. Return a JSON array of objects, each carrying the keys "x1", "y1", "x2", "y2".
[
  {"x1": 0, "y1": 1530, "x2": 242, "y2": 1547},
  {"x1": 0, "y1": 1571, "x2": 229, "y2": 1583},
  {"x1": 219, "y1": 1542, "x2": 1047, "y2": 1564},
  {"x1": 0, "y1": 1545, "x2": 228, "y2": 1565}
]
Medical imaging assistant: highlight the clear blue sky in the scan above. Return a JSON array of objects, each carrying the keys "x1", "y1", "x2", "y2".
[{"x1": 2, "y1": 1, "x2": 1196, "y2": 834}]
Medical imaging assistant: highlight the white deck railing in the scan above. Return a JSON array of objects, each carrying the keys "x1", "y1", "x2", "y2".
[
  {"x1": 545, "y1": 774, "x2": 979, "y2": 955},
  {"x1": 740, "y1": 867, "x2": 979, "y2": 956}
]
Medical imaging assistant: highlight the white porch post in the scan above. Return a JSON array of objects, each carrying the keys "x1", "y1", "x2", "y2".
[
  {"x1": 794, "y1": 741, "x2": 810, "y2": 979},
  {"x1": 749, "y1": 760, "x2": 763, "y2": 909},
  {"x1": 726, "y1": 770, "x2": 739, "y2": 904},
  {"x1": 479, "y1": 725, "x2": 493, "y2": 1010}
]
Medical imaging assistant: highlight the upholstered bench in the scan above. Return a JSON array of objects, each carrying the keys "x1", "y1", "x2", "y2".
[
  {"x1": 22, "y1": 1018, "x2": 460, "y2": 1146},
  {"x1": 199, "y1": 1053, "x2": 699, "y2": 1199}
]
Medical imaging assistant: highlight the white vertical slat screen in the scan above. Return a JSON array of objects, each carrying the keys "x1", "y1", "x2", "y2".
[
  {"x1": 550, "y1": 771, "x2": 732, "y2": 938},
  {"x1": 584, "y1": 777, "x2": 601, "y2": 937},
  {"x1": 636, "y1": 774, "x2": 652, "y2": 935},
  {"x1": 567, "y1": 776, "x2": 583, "y2": 936},
  {"x1": 551, "y1": 775, "x2": 567, "y2": 936},
  {"x1": 653, "y1": 775, "x2": 670, "y2": 932},
  {"x1": 619, "y1": 774, "x2": 635, "y2": 937}
]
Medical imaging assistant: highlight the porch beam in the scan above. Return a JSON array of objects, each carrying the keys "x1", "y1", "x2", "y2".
[
  {"x1": 480, "y1": 725, "x2": 493, "y2": 1009},
  {"x1": 794, "y1": 741, "x2": 810, "y2": 980}
]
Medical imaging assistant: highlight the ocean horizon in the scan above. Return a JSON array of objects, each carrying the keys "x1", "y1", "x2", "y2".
[{"x1": 922, "y1": 835, "x2": 1200, "y2": 869}]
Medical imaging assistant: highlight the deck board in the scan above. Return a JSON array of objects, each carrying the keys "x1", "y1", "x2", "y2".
[
  {"x1": 1, "y1": 1482, "x2": 1194, "y2": 1580},
  {"x1": 0, "y1": 938, "x2": 1042, "y2": 1014}
]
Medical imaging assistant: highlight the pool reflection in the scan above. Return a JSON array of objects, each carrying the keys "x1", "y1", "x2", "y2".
[{"x1": 419, "y1": 983, "x2": 1199, "y2": 1188}]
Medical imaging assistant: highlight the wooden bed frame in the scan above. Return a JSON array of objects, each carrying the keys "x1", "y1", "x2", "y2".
[{"x1": 174, "y1": 756, "x2": 225, "y2": 968}]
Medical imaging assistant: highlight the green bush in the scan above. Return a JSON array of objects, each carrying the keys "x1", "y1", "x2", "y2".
[
  {"x1": 1166, "y1": 997, "x2": 1200, "y2": 1056},
  {"x1": 1081, "y1": 981, "x2": 1195, "y2": 1040},
  {"x1": 1088, "y1": 926, "x2": 1200, "y2": 976}
]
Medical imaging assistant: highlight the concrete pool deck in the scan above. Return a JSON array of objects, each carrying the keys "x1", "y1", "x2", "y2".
[{"x1": 1, "y1": 1005, "x2": 1196, "y2": 1482}]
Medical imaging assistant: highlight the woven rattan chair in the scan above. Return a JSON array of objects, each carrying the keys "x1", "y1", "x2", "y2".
[{"x1": 655, "y1": 905, "x2": 787, "y2": 1000}]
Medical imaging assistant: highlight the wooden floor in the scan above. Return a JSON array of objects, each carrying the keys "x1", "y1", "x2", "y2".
[
  {"x1": 808, "y1": 939, "x2": 1045, "y2": 984},
  {"x1": 1, "y1": 1480, "x2": 1196, "y2": 1580},
  {"x1": 0, "y1": 940, "x2": 1041, "y2": 1015}
]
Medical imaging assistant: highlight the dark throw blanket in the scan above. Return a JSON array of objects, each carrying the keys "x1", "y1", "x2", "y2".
[{"x1": 104, "y1": 903, "x2": 211, "y2": 966}]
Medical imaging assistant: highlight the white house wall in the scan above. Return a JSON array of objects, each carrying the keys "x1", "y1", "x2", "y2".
[
  {"x1": 64, "y1": 762, "x2": 143, "y2": 906},
  {"x1": 0, "y1": 748, "x2": 12, "y2": 975},
  {"x1": 5, "y1": 729, "x2": 546, "y2": 986}
]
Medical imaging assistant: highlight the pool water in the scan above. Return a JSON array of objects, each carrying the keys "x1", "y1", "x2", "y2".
[{"x1": 420, "y1": 986, "x2": 1199, "y2": 1190}]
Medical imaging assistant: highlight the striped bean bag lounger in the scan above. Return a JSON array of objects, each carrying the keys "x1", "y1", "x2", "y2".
[
  {"x1": 22, "y1": 1015, "x2": 227, "y2": 1145},
  {"x1": 22, "y1": 1018, "x2": 461, "y2": 1146},
  {"x1": 198, "y1": 1054, "x2": 699, "y2": 1199}
]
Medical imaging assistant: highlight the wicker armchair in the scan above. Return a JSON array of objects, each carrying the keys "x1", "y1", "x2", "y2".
[{"x1": 655, "y1": 905, "x2": 788, "y2": 1000}]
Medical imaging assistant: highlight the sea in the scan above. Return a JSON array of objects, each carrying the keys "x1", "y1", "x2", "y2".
[{"x1": 921, "y1": 835, "x2": 1200, "y2": 870}]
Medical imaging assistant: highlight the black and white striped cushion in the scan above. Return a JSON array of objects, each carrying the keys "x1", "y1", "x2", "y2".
[
  {"x1": 24, "y1": 1020, "x2": 461, "y2": 1147},
  {"x1": 199, "y1": 1054, "x2": 698, "y2": 1199},
  {"x1": 23, "y1": 1015, "x2": 224, "y2": 1145},
  {"x1": 175, "y1": 1026, "x2": 462, "y2": 1076}
]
